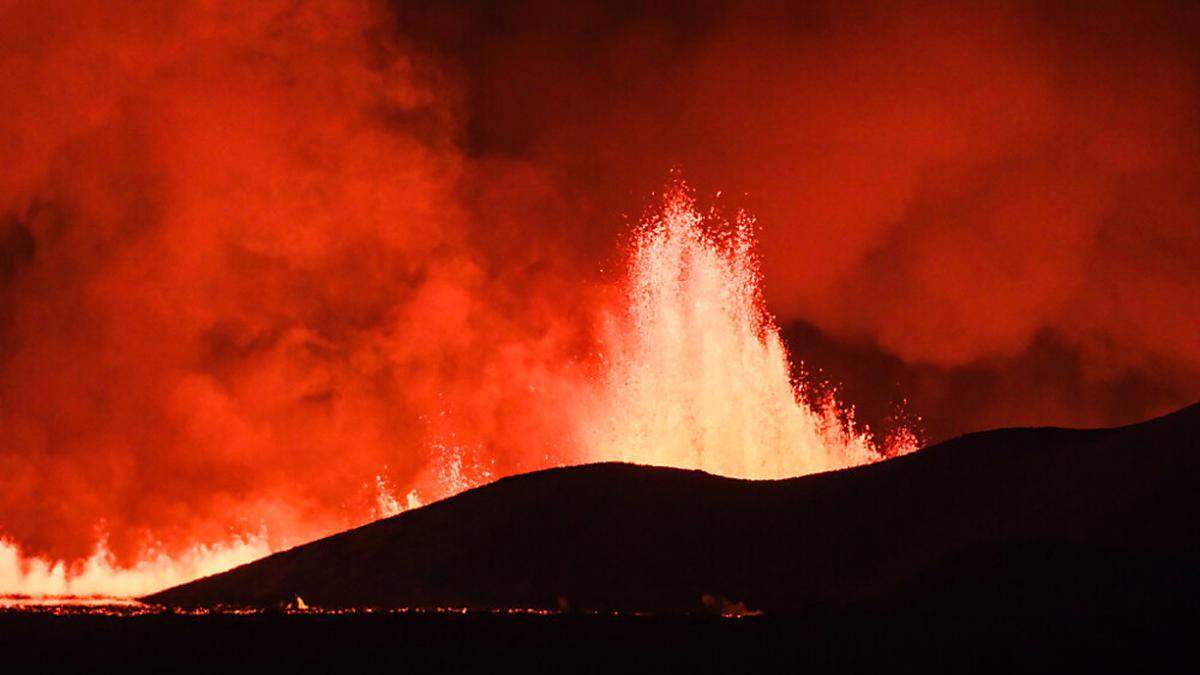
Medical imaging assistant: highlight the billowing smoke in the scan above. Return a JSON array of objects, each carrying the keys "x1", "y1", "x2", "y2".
[
  {"x1": 2, "y1": 0, "x2": 1199, "y2": 576},
  {"x1": 403, "y1": 0, "x2": 1199, "y2": 437},
  {"x1": 0, "y1": 0, "x2": 589, "y2": 565}
]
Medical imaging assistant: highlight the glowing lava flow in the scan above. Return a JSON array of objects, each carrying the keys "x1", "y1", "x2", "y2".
[
  {"x1": 0, "y1": 536, "x2": 268, "y2": 599},
  {"x1": 582, "y1": 182, "x2": 916, "y2": 478},
  {"x1": 0, "y1": 181, "x2": 916, "y2": 601}
]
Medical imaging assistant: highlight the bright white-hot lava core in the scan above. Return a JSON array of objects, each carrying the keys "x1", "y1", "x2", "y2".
[
  {"x1": 0, "y1": 536, "x2": 269, "y2": 600},
  {"x1": 582, "y1": 181, "x2": 915, "y2": 478},
  {"x1": 0, "y1": 181, "x2": 916, "y2": 600}
]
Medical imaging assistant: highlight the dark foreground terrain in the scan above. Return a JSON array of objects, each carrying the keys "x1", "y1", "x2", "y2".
[
  {"x1": 1, "y1": 607, "x2": 1196, "y2": 671},
  {"x1": 147, "y1": 403, "x2": 1200, "y2": 617}
]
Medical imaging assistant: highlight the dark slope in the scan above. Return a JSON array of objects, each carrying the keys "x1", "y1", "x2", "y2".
[{"x1": 145, "y1": 403, "x2": 1200, "y2": 613}]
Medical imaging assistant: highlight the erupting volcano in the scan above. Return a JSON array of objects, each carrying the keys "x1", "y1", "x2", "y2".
[
  {"x1": 1, "y1": 181, "x2": 909, "y2": 600},
  {"x1": 2, "y1": 3, "x2": 1199, "y2": 667}
]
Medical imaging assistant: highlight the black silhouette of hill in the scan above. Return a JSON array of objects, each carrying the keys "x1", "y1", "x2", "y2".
[{"x1": 145, "y1": 403, "x2": 1200, "y2": 615}]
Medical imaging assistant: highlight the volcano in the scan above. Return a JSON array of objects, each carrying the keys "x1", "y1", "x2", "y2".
[{"x1": 144, "y1": 403, "x2": 1200, "y2": 614}]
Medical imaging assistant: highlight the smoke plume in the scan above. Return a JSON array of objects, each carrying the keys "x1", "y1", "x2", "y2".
[
  {"x1": 400, "y1": 0, "x2": 1199, "y2": 437},
  {"x1": 0, "y1": 0, "x2": 586, "y2": 563}
]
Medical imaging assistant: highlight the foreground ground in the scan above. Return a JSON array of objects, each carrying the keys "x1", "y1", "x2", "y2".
[{"x1": 2, "y1": 606, "x2": 1197, "y2": 671}]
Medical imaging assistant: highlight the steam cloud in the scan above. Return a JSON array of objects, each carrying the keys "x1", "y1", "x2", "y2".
[{"x1": 2, "y1": 0, "x2": 1198, "y2": 565}]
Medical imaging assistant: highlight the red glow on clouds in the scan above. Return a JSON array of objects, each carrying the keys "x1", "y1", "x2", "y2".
[
  {"x1": 2, "y1": 178, "x2": 911, "y2": 596},
  {"x1": 2, "y1": 0, "x2": 1197, "y2": 594}
]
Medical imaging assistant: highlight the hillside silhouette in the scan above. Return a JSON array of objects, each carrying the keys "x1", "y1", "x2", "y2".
[{"x1": 146, "y1": 403, "x2": 1200, "y2": 615}]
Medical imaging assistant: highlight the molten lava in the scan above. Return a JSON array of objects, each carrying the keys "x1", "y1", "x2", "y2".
[
  {"x1": 583, "y1": 182, "x2": 914, "y2": 478},
  {"x1": 0, "y1": 536, "x2": 268, "y2": 599},
  {"x1": 0, "y1": 181, "x2": 915, "y2": 600}
]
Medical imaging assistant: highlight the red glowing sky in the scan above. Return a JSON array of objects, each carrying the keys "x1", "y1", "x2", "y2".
[{"x1": 1, "y1": 0, "x2": 1198, "y2": 567}]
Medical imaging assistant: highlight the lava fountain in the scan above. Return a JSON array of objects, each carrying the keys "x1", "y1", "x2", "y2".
[
  {"x1": 582, "y1": 181, "x2": 916, "y2": 478},
  {"x1": 0, "y1": 180, "x2": 915, "y2": 600}
]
